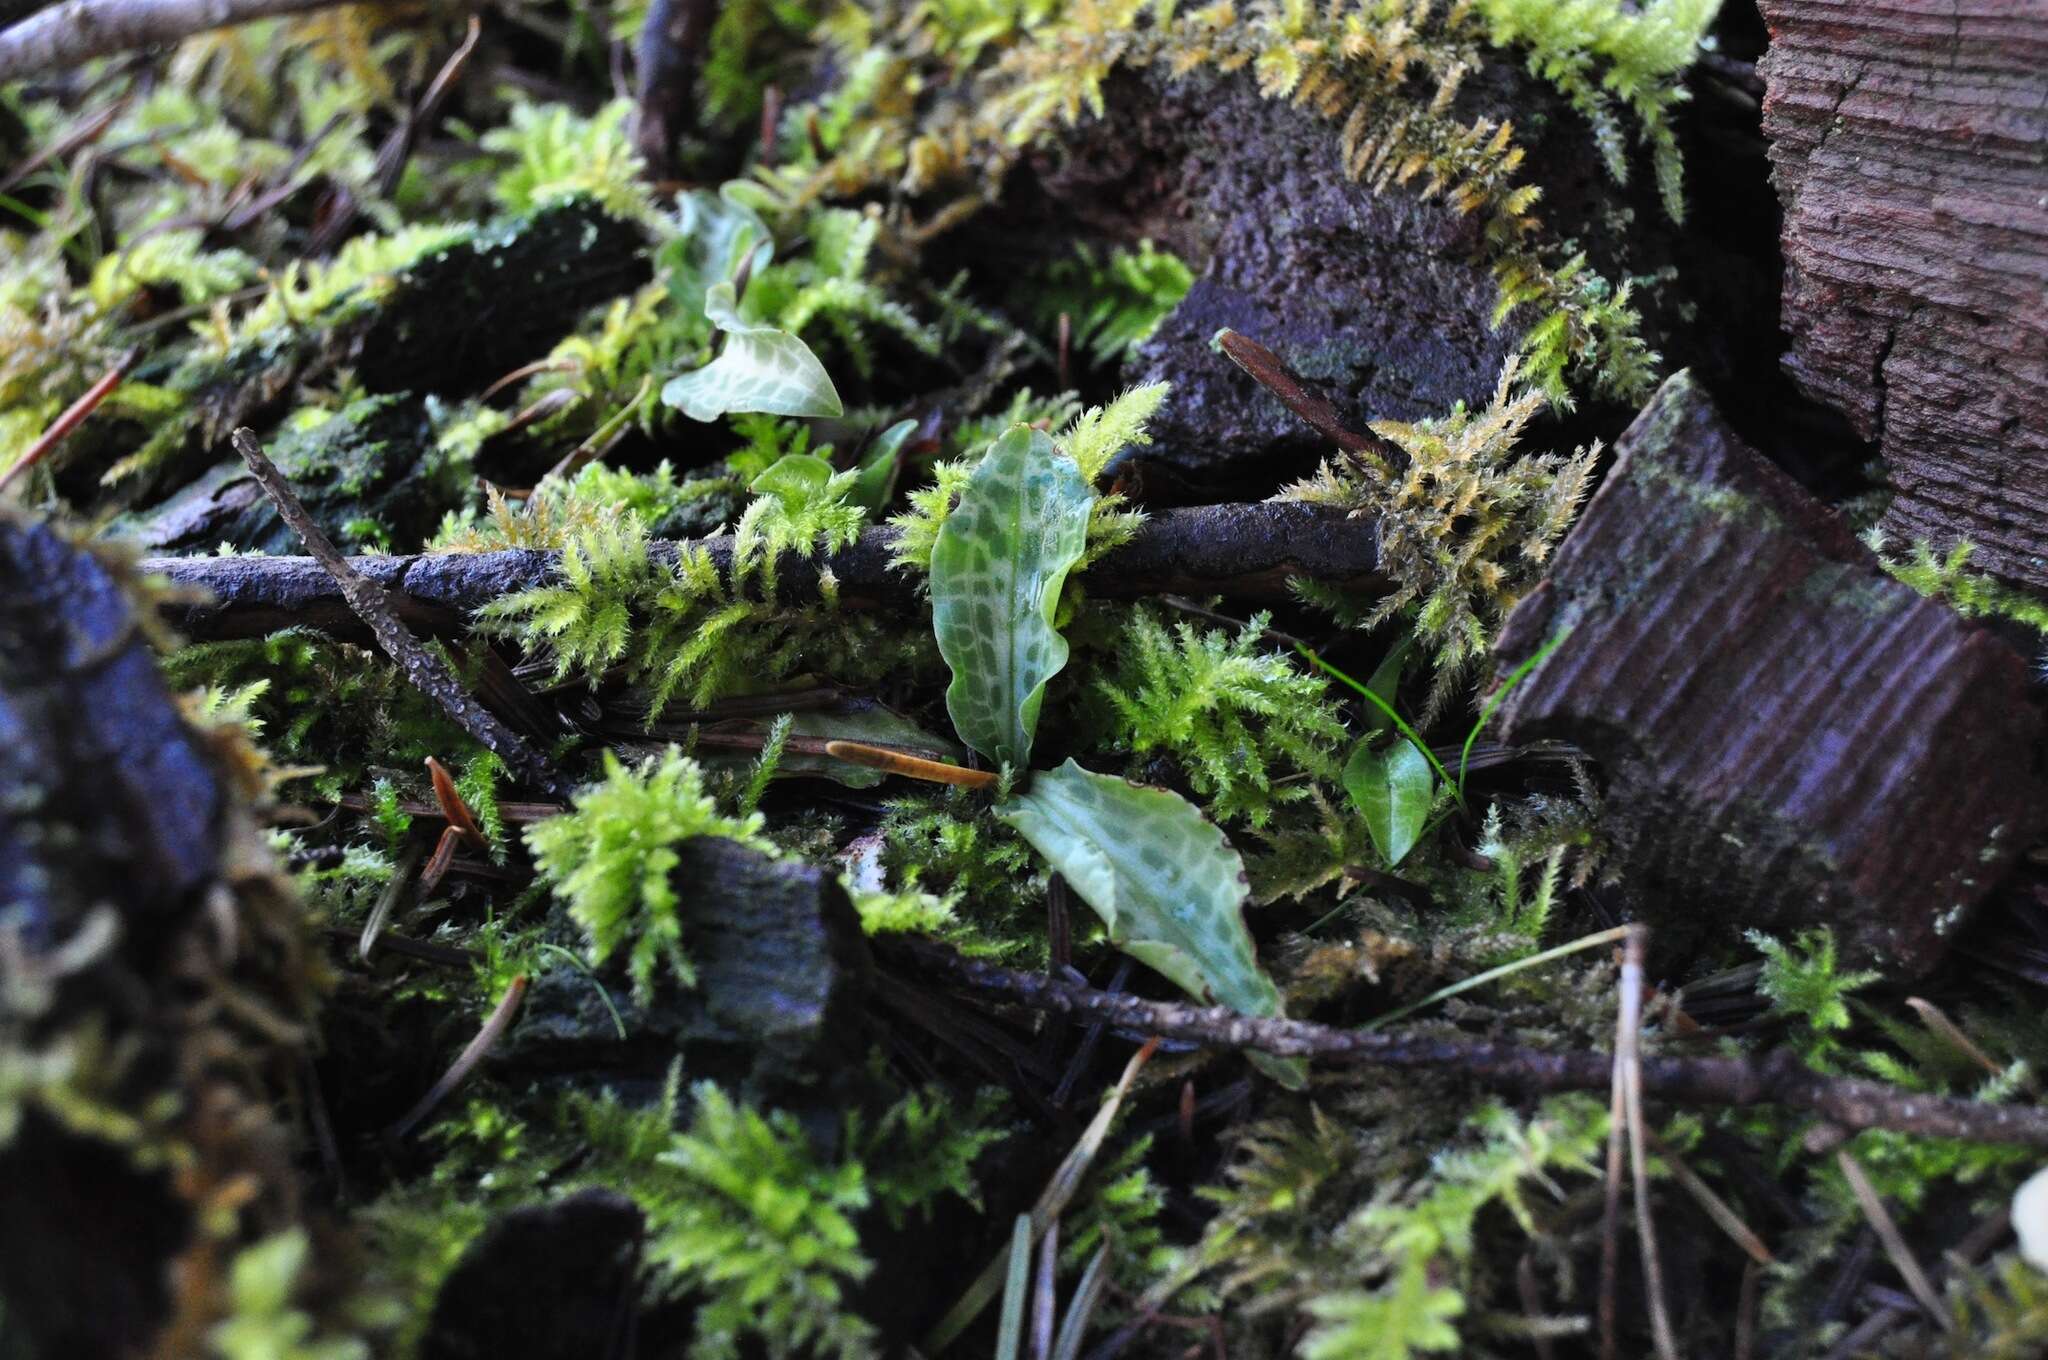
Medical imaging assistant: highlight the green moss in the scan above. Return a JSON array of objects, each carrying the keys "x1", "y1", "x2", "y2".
[{"x1": 526, "y1": 747, "x2": 774, "y2": 1001}]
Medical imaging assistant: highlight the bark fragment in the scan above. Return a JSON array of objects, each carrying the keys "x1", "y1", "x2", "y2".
[
  {"x1": 502, "y1": 839, "x2": 874, "y2": 1114},
  {"x1": 1023, "y1": 61, "x2": 1679, "y2": 488},
  {"x1": 1490, "y1": 372, "x2": 2046, "y2": 974},
  {"x1": 1758, "y1": 0, "x2": 2048, "y2": 589}
]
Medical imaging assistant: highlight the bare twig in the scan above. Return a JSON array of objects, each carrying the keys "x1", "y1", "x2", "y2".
[
  {"x1": 231, "y1": 427, "x2": 571, "y2": 799},
  {"x1": 0, "y1": 0, "x2": 357, "y2": 82},
  {"x1": 891, "y1": 939, "x2": 2048, "y2": 1147}
]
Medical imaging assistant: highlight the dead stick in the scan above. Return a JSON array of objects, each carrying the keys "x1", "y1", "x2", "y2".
[
  {"x1": 632, "y1": 0, "x2": 715, "y2": 179},
  {"x1": 0, "y1": 0, "x2": 366, "y2": 81},
  {"x1": 145, "y1": 501, "x2": 1387, "y2": 643},
  {"x1": 230, "y1": 427, "x2": 571, "y2": 800},
  {"x1": 1213, "y1": 328, "x2": 1405, "y2": 465},
  {"x1": 893, "y1": 940, "x2": 2048, "y2": 1148}
]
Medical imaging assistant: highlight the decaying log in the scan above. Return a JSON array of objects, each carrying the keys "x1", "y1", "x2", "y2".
[
  {"x1": 0, "y1": 511, "x2": 319, "y2": 1354},
  {"x1": 501, "y1": 838, "x2": 875, "y2": 1113},
  {"x1": 142, "y1": 500, "x2": 1387, "y2": 642},
  {"x1": 1022, "y1": 60, "x2": 1684, "y2": 487},
  {"x1": 1490, "y1": 372, "x2": 2046, "y2": 975},
  {"x1": 1758, "y1": 0, "x2": 2048, "y2": 590}
]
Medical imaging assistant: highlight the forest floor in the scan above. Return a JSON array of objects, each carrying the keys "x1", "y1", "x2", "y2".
[{"x1": 2, "y1": 2, "x2": 2048, "y2": 1358}]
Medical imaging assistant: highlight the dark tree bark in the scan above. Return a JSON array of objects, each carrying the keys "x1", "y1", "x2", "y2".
[
  {"x1": 1490, "y1": 372, "x2": 2046, "y2": 975},
  {"x1": 1759, "y1": 0, "x2": 2048, "y2": 590}
]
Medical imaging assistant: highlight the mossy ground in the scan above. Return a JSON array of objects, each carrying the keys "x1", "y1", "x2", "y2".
[{"x1": 3, "y1": 2, "x2": 2048, "y2": 1358}]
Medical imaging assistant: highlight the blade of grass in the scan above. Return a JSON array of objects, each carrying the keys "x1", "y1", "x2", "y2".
[
  {"x1": 1362, "y1": 926, "x2": 1631, "y2": 1031},
  {"x1": 1296, "y1": 645, "x2": 1456, "y2": 801},
  {"x1": 996, "y1": 1214, "x2": 1033, "y2": 1360},
  {"x1": 1051, "y1": 1246, "x2": 1113, "y2": 1360},
  {"x1": 1458, "y1": 629, "x2": 1569, "y2": 799},
  {"x1": 924, "y1": 1039, "x2": 1158, "y2": 1354},
  {"x1": 539, "y1": 943, "x2": 629, "y2": 1040}
]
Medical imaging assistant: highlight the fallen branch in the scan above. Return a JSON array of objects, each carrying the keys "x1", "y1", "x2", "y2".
[
  {"x1": 632, "y1": 0, "x2": 715, "y2": 179},
  {"x1": 143, "y1": 500, "x2": 1386, "y2": 642},
  {"x1": 230, "y1": 428, "x2": 572, "y2": 799},
  {"x1": 0, "y1": 0, "x2": 356, "y2": 82},
  {"x1": 894, "y1": 940, "x2": 2048, "y2": 1148}
]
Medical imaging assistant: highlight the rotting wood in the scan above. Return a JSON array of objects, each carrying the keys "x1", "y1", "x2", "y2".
[
  {"x1": 1758, "y1": 0, "x2": 2048, "y2": 590},
  {"x1": 142, "y1": 500, "x2": 1388, "y2": 642},
  {"x1": 0, "y1": 509, "x2": 318, "y2": 1355},
  {"x1": 1489, "y1": 371, "x2": 2046, "y2": 975}
]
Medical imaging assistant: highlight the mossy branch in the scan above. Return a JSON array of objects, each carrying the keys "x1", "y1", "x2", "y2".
[
  {"x1": 145, "y1": 501, "x2": 1389, "y2": 642},
  {"x1": 893, "y1": 939, "x2": 2048, "y2": 1148}
]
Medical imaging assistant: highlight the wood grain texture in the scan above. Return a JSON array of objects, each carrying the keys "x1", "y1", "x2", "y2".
[
  {"x1": 1492, "y1": 373, "x2": 2045, "y2": 974},
  {"x1": 1758, "y1": 0, "x2": 2048, "y2": 588}
]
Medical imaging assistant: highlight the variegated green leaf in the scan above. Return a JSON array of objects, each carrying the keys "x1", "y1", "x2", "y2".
[
  {"x1": 931, "y1": 426, "x2": 1091, "y2": 768},
  {"x1": 998, "y1": 760, "x2": 1306, "y2": 1088},
  {"x1": 662, "y1": 281, "x2": 843, "y2": 422},
  {"x1": 666, "y1": 183, "x2": 772, "y2": 323}
]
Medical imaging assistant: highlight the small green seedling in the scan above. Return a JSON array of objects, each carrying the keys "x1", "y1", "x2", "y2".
[{"x1": 928, "y1": 414, "x2": 1306, "y2": 1088}]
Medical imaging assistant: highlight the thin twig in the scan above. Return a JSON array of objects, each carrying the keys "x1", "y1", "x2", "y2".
[
  {"x1": 231, "y1": 427, "x2": 571, "y2": 799},
  {"x1": 632, "y1": 0, "x2": 715, "y2": 178},
  {"x1": 891, "y1": 939, "x2": 2048, "y2": 1147},
  {"x1": 145, "y1": 500, "x2": 1389, "y2": 643}
]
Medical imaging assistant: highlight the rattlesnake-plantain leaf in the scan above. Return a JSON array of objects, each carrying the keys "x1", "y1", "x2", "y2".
[
  {"x1": 999, "y1": 760, "x2": 1306, "y2": 1088},
  {"x1": 662, "y1": 282, "x2": 843, "y2": 422},
  {"x1": 931, "y1": 426, "x2": 1092, "y2": 768}
]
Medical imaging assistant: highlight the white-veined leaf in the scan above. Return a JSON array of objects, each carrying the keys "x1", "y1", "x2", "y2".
[
  {"x1": 998, "y1": 759, "x2": 1306, "y2": 1087},
  {"x1": 930, "y1": 426, "x2": 1091, "y2": 768},
  {"x1": 662, "y1": 281, "x2": 844, "y2": 422}
]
